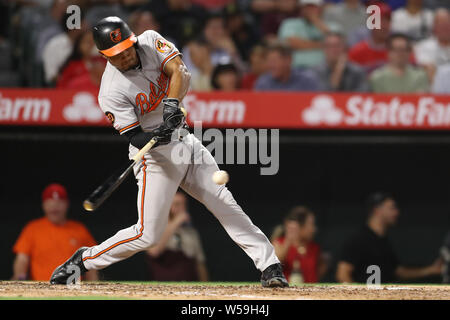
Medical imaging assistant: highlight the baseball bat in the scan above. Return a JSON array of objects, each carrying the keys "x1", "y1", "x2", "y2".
[
  {"x1": 83, "y1": 137, "x2": 158, "y2": 212},
  {"x1": 82, "y1": 107, "x2": 187, "y2": 212}
]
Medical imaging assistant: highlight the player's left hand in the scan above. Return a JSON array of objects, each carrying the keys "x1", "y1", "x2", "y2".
[
  {"x1": 151, "y1": 124, "x2": 173, "y2": 145},
  {"x1": 162, "y1": 98, "x2": 185, "y2": 130},
  {"x1": 150, "y1": 98, "x2": 186, "y2": 145}
]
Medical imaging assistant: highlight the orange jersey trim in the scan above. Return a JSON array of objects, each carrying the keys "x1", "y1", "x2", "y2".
[
  {"x1": 100, "y1": 34, "x2": 137, "y2": 57},
  {"x1": 160, "y1": 51, "x2": 179, "y2": 73},
  {"x1": 119, "y1": 121, "x2": 140, "y2": 134},
  {"x1": 83, "y1": 159, "x2": 147, "y2": 262}
]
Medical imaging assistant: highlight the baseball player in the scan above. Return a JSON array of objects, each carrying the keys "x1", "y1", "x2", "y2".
[{"x1": 50, "y1": 16, "x2": 288, "y2": 287}]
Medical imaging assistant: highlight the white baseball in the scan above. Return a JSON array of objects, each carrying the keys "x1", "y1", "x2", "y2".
[{"x1": 212, "y1": 170, "x2": 229, "y2": 185}]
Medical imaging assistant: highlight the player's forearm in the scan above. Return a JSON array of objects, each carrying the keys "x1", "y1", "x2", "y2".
[
  {"x1": 166, "y1": 63, "x2": 191, "y2": 102},
  {"x1": 123, "y1": 127, "x2": 156, "y2": 149}
]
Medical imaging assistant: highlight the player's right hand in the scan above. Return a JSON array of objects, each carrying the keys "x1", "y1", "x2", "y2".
[
  {"x1": 162, "y1": 98, "x2": 185, "y2": 130},
  {"x1": 146, "y1": 99, "x2": 186, "y2": 146}
]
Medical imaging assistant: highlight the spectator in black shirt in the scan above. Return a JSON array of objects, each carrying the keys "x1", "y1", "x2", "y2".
[{"x1": 336, "y1": 192, "x2": 443, "y2": 283}]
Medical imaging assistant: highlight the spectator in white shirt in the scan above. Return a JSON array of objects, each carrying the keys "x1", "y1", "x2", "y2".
[
  {"x1": 391, "y1": 0, "x2": 434, "y2": 41},
  {"x1": 431, "y1": 63, "x2": 450, "y2": 94},
  {"x1": 42, "y1": 16, "x2": 86, "y2": 85},
  {"x1": 414, "y1": 8, "x2": 450, "y2": 80}
]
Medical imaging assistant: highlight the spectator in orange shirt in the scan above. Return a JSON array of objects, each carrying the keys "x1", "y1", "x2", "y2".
[
  {"x1": 12, "y1": 183, "x2": 98, "y2": 281},
  {"x1": 271, "y1": 206, "x2": 328, "y2": 283}
]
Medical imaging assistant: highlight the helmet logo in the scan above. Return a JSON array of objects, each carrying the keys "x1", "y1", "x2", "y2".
[{"x1": 110, "y1": 28, "x2": 122, "y2": 43}]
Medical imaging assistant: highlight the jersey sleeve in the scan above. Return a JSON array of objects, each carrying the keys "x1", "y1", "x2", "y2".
[
  {"x1": 13, "y1": 223, "x2": 35, "y2": 255},
  {"x1": 144, "y1": 30, "x2": 181, "y2": 73},
  {"x1": 98, "y1": 95, "x2": 140, "y2": 135}
]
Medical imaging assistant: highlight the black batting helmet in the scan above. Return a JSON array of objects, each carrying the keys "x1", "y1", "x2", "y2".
[{"x1": 92, "y1": 16, "x2": 137, "y2": 57}]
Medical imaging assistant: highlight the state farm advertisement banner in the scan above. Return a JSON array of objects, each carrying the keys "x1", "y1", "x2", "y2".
[
  {"x1": 0, "y1": 89, "x2": 107, "y2": 126},
  {"x1": 1, "y1": 89, "x2": 450, "y2": 130}
]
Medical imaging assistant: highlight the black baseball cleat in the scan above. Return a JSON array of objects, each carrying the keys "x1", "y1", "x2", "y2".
[
  {"x1": 261, "y1": 263, "x2": 289, "y2": 288},
  {"x1": 50, "y1": 247, "x2": 88, "y2": 285}
]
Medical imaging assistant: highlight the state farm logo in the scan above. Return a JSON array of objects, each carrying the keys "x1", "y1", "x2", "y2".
[
  {"x1": 302, "y1": 94, "x2": 450, "y2": 127},
  {"x1": 0, "y1": 93, "x2": 50, "y2": 121},
  {"x1": 183, "y1": 94, "x2": 245, "y2": 124},
  {"x1": 303, "y1": 95, "x2": 343, "y2": 125},
  {"x1": 63, "y1": 92, "x2": 104, "y2": 122}
]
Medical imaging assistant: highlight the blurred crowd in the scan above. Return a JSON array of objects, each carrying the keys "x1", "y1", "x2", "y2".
[
  {"x1": 271, "y1": 193, "x2": 449, "y2": 285},
  {"x1": 2, "y1": 0, "x2": 450, "y2": 94},
  {"x1": 12, "y1": 185, "x2": 208, "y2": 282},
  {"x1": 11, "y1": 184, "x2": 450, "y2": 284}
]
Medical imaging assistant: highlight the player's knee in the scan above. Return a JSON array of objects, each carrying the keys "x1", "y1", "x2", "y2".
[
  {"x1": 139, "y1": 235, "x2": 156, "y2": 249},
  {"x1": 139, "y1": 229, "x2": 163, "y2": 249}
]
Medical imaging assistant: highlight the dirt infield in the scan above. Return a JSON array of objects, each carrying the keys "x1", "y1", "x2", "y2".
[{"x1": 0, "y1": 282, "x2": 449, "y2": 300}]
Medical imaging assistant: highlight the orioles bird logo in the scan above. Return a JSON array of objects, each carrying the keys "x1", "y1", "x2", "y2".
[
  {"x1": 155, "y1": 39, "x2": 172, "y2": 53},
  {"x1": 110, "y1": 28, "x2": 122, "y2": 43},
  {"x1": 105, "y1": 112, "x2": 115, "y2": 124}
]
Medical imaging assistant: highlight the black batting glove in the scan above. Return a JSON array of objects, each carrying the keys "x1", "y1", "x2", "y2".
[
  {"x1": 124, "y1": 125, "x2": 171, "y2": 149},
  {"x1": 162, "y1": 98, "x2": 184, "y2": 130},
  {"x1": 151, "y1": 124, "x2": 173, "y2": 145}
]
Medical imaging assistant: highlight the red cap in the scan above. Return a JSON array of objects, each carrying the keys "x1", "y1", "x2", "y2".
[
  {"x1": 367, "y1": 1, "x2": 392, "y2": 19},
  {"x1": 42, "y1": 183, "x2": 68, "y2": 202}
]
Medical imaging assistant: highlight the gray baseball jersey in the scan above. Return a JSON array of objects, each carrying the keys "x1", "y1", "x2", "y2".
[
  {"x1": 81, "y1": 30, "x2": 280, "y2": 274},
  {"x1": 98, "y1": 30, "x2": 180, "y2": 134}
]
